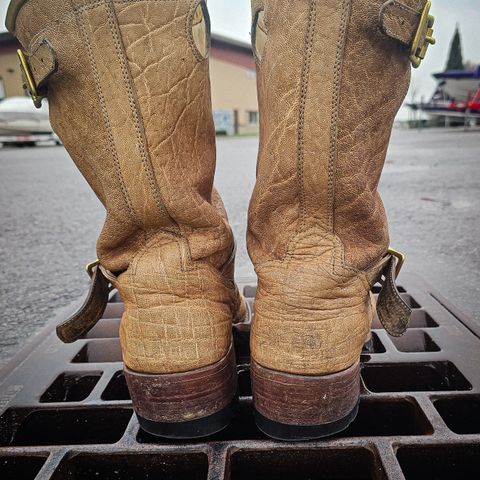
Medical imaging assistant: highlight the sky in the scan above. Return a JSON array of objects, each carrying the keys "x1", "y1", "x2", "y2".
[{"x1": 1, "y1": 0, "x2": 479, "y2": 110}]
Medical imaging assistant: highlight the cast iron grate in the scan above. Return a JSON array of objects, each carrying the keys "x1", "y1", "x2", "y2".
[{"x1": 0, "y1": 274, "x2": 479, "y2": 479}]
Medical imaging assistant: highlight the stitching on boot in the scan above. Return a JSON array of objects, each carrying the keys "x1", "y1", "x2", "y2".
[
  {"x1": 296, "y1": 0, "x2": 317, "y2": 232},
  {"x1": 329, "y1": 0, "x2": 351, "y2": 273},
  {"x1": 73, "y1": 0, "x2": 139, "y2": 229},
  {"x1": 105, "y1": 0, "x2": 179, "y2": 235}
]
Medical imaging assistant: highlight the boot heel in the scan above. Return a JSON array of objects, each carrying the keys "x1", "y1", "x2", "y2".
[
  {"x1": 251, "y1": 360, "x2": 360, "y2": 441},
  {"x1": 125, "y1": 344, "x2": 237, "y2": 439}
]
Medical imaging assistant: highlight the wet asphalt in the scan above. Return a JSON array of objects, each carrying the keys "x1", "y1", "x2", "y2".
[{"x1": 0, "y1": 128, "x2": 479, "y2": 367}]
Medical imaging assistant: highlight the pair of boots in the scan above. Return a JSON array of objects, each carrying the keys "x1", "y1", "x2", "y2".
[{"x1": 7, "y1": 0, "x2": 434, "y2": 441}]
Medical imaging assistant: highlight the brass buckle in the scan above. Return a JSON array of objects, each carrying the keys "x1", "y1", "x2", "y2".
[
  {"x1": 17, "y1": 49, "x2": 45, "y2": 108},
  {"x1": 410, "y1": 1, "x2": 436, "y2": 68},
  {"x1": 85, "y1": 259, "x2": 100, "y2": 279},
  {"x1": 388, "y1": 247, "x2": 405, "y2": 279}
]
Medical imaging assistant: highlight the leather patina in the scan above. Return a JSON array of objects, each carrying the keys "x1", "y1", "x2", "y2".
[
  {"x1": 8, "y1": 0, "x2": 246, "y2": 375},
  {"x1": 248, "y1": 0, "x2": 426, "y2": 376}
]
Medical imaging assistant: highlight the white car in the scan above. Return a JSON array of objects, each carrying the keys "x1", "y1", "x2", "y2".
[{"x1": 0, "y1": 96, "x2": 59, "y2": 146}]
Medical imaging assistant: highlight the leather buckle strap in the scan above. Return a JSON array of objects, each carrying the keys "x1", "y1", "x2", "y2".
[
  {"x1": 56, "y1": 262, "x2": 113, "y2": 343},
  {"x1": 375, "y1": 249, "x2": 411, "y2": 337},
  {"x1": 380, "y1": 0, "x2": 436, "y2": 68},
  {"x1": 17, "y1": 40, "x2": 57, "y2": 108}
]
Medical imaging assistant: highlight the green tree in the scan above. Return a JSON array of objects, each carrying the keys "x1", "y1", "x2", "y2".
[{"x1": 446, "y1": 26, "x2": 464, "y2": 71}]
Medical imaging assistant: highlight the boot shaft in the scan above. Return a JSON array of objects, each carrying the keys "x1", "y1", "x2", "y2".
[
  {"x1": 249, "y1": 0, "x2": 429, "y2": 271},
  {"x1": 7, "y1": 0, "x2": 244, "y2": 376},
  {"x1": 8, "y1": 0, "x2": 232, "y2": 273},
  {"x1": 248, "y1": 0, "x2": 431, "y2": 376}
]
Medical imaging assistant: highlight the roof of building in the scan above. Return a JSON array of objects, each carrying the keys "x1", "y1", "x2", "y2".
[
  {"x1": 433, "y1": 66, "x2": 480, "y2": 80},
  {"x1": 211, "y1": 33, "x2": 251, "y2": 53},
  {"x1": 0, "y1": 31, "x2": 16, "y2": 45}
]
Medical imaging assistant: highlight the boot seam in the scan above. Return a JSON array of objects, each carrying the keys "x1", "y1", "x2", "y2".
[
  {"x1": 74, "y1": 1, "x2": 139, "y2": 231},
  {"x1": 105, "y1": 0, "x2": 180, "y2": 236},
  {"x1": 296, "y1": 0, "x2": 316, "y2": 232},
  {"x1": 329, "y1": 0, "x2": 352, "y2": 268}
]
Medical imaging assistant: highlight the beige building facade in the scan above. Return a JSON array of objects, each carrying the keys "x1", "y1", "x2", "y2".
[
  {"x1": 0, "y1": 33, "x2": 24, "y2": 98},
  {"x1": 210, "y1": 35, "x2": 259, "y2": 135}
]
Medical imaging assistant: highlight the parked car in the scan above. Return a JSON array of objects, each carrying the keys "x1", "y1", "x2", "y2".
[{"x1": 0, "y1": 96, "x2": 59, "y2": 147}]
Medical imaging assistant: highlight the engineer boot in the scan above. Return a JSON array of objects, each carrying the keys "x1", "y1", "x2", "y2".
[
  {"x1": 248, "y1": 0, "x2": 435, "y2": 440},
  {"x1": 7, "y1": 0, "x2": 246, "y2": 438}
]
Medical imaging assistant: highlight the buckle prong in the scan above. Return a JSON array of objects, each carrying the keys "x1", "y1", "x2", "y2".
[
  {"x1": 17, "y1": 49, "x2": 45, "y2": 108},
  {"x1": 388, "y1": 247, "x2": 405, "y2": 279},
  {"x1": 410, "y1": 1, "x2": 436, "y2": 68},
  {"x1": 85, "y1": 259, "x2": 100, "y2": 279}
]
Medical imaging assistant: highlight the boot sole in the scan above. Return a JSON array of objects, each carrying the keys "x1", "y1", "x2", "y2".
[
  {"x1": 137, "y1": 397, "x2": 237, "y2": 439},
  {"x1": 255, "y1": 402, "x2": 359, "y2": 441},
  {"x1": 125, "y1": 343, "x2": 237, "y2": 439},
  {"x1": 251, "y1": 359, "x2": 360, "y2": 441}
]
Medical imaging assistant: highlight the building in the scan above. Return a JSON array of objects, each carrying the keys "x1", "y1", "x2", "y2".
[
  {"x1": 0, "y1": 32, "x2": 23, "y2": 100},
  {"x1": 0, "y1": 31, "x2": 259, "y2": 135},
  {"x1": 209, "y1": 34, "x2": 259, "y2": 135}
]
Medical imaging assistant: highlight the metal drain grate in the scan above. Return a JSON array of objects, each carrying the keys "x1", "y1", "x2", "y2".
[{"x1": 0, "y1": 274, "x2": 479, "y2": 479}]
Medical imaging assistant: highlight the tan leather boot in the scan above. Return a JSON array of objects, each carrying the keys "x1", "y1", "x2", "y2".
[
  {"x1": 248, "y1": 0, "x2": 435, "y2": 440},
  {"x1": 7, "y1": 0, "x2": 246, "y2": 438}
]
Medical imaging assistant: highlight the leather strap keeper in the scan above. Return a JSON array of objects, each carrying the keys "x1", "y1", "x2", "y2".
[
  {"x1": 379, "y1": 0, "x2": 427, "y2": 46},
  {"x1": 27, "y1": 40, "x2": 58, "y2": 91}
]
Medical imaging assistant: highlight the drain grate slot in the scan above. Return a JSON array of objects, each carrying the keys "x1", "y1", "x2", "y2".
[
  {"x1": 391, "y1": 331, "x2": 441, "y2": 353},
  {"x1": 51, "y1": 453, "x2": 209, "y2": 480},
  {"x1": 0, "y1": 408, "x2": 132, "y2": 446},
  {"x1": 362, "y1": 362, "x2": 472, "y2": 392},
  {"x1": 82, "y1": 319, "x2": 120, "y2": 339},
  {"x1": 0, "y1": 455, "x2": 47, "y2": 479},
  {"x1": 72, "y1": 340, "x2": 122, "y2": 363},
  {"x1": 400, "y1": 294, "x2": 421, "y2": 309},
  {"x1": 336, "y1": 399, "x2": 432, "y2": 437},
  {"x1": 103, "y1": 303, "x2": 124, "y2": 319},
  {"x1": 372, "y1": 310, "x2": 438, "y2": 329},
  {"x1": 397, "y1": 445, "x2": 480, "y2": 480},
  {"x1": 362, "y1": 332, "x2": 386, "y2": 354},
  {"x1": 434, "y1": 396, "x2": 480, "y2": 434},
  {"x1": 40, "y1": 372, "x2": 101, "y2": 403},
  {"x1": 229, "y1": 448, "x2": 386, "y2": 480},
  {"x1": 237, "y1": 368, "x2": 252, "y2": 397},
  {"x1": 101, "y1": 371, "x2": 130, "y2": 401}
]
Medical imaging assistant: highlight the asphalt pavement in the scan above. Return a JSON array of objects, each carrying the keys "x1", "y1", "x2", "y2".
[{"x1": 0, "y1": 128, "x2": 479, "y2": 368}]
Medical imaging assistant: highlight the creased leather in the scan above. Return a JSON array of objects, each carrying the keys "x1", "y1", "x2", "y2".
[
  {"x1": 56, "y1": 265, "x2": 111, "y2": 343},
  {"x1": 248, "y1": 0, "x2": 419, "y2": 375},
  {"x1": 10, "y1": 0, "x2": 245, "y2": 374}
]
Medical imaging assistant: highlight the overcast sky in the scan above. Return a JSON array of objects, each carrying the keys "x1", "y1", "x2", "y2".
[{"x1": 1, "y1": 0, "x2": 479, "y2": 106}]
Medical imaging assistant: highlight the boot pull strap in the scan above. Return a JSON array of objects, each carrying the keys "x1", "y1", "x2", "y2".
[
  {"x1": 379, "y1": 0, "x2": 436, "y2": 68},
  {"x1": 17, "y1": 40, "x2": 57, "y2": 108},
  {"x1": 56, "y1": 262, "x2": 112, "y2": 343},
  {"x1": 376, "y1": 251, "x2": 411, "y2": 337}
]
